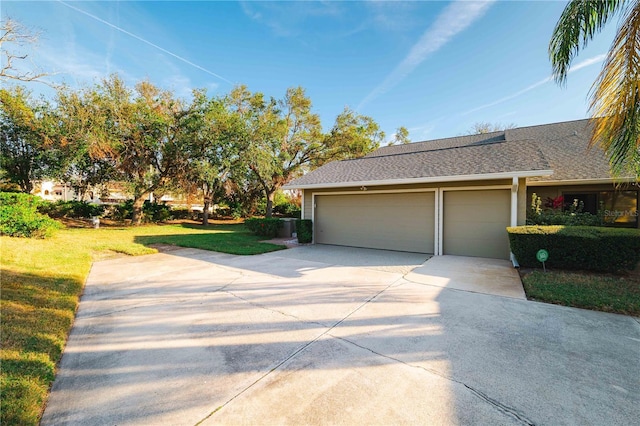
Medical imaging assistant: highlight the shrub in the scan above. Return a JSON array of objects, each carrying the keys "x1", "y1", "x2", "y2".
[
  {"x1": 39, "y1": 200, "x2": 105, "y2": 219},
  {"x1": 244, "y1": 217, "x2": 283, "y2": 238},
  {"x1": 105, "y1": 200, "x2": 134, "y2": 221},
  {"x1": 273, "y1": 201, "x2": 301, "y2": 218},
  {"x1": 170, "y1": 208, "x2": 194, "y2": 220},
  {"x1": 0, "y1": 192, "x2": 62, "y2": 238},
  {"x1": 507, "y1": 225, "x2": 640, "y2": 272},
  {"x1": 143, "y1": 201, "x2": 171, "y2": 223},
  {"x1": 104, "y1": 200, "x2": 171, "y2": 223},
  {"x1": 527, "y1": 193, "x2": 603, "y2": 226},
  {"x1": 296, "y1": 219, "x2": 313, "y2": 243}
]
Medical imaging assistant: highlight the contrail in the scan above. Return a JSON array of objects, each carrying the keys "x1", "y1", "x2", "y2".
[
  {"x1": 57, "y1": 0, "x2": 233, "y2": 84},
  {"x1": 462, "y1": 54, "x2": 606, "y2": 115}
]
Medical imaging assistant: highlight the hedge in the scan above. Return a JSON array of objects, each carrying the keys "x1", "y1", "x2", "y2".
[
  {"x1": 0, "y1": 192, "x2": 62, "y2": 238},
  {"x1": 244, "y1": 217, "x2": 283, "y2": 238},
  {"x1": 507, "y1": 225, "x2": 640, "y2": 272},
  {"x1": 39, "y1": 200, "x2": 105, "y2": 219},
  {"x1": 296, "y1": 219, "x2": 312, "y2": 243}
]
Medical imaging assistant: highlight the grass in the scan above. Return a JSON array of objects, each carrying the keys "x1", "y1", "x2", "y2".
[
  {"x1": 521, "y1": 269, "x2": 640, "y2": 316},
  {"x1": 0, "y1": 223, "x2": 284, "y2": 425}
]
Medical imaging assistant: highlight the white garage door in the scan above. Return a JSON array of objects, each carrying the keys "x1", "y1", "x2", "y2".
[
  {"x1": 443, "y1": 189, "x2": 511, "y2": 259},
  {"x1": 315, "y1": 192, "x2": 435, "y2": 253}
]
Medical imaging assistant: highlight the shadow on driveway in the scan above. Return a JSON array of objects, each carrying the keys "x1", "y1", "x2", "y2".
[{"x1": 41, "y1": 247, "x2": 640, "y2": 425}]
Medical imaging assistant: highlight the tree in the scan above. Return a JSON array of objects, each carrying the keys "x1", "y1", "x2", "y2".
[
  {"x1": 0, "y1": 18, "x2": 51, "y2": 84},
  {"x1": 0, "y1": 86, "x2": 56, "y2": 192},
  {"x1": 185, "y1": 91, "x2": 244, "y2": 225},
  {"x1": 465, "y1": 122, "x2": 517, "y2": 135},
  {"x1": 241, "y1": 86, "x2": 324, "y2": 218},
  {"x1": 69, "y1": 75, "x2": 195, "y2": 224},
  {"x1": 549, "y1": 0, "x2": 640, "y2": 177},
  {"x1": 53, "y1": 86, "x2": 119, "y2": 200},
  {"x1": 321, "y1": 107, "x2": 385, "y2": 164},
  {"x1": 389, "y1": 126, "x2": 411, "y2": 146}
]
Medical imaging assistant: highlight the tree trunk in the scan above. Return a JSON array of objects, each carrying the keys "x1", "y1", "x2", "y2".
[
  {"x1": 265, "y1": 190, "x2": 275, "y2": 218},
  {"x1": 202, "y1": 199, "x2": 211, "y2": 226},
  {"x1": 131, "y1": 195, "x2": 147, "y2": 226}
]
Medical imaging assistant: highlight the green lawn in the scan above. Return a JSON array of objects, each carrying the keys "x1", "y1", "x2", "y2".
[
  {"x1": 521, "y1": 269, "x2": 640, "y2": 316},
  {"x1": 0, "y1": 223, "x2": 284, "y2": 425}
]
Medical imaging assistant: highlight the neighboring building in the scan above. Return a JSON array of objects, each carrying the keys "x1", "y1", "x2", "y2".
[{"x1": 285, "y1": 119, "x2": 639, "y2": 260}]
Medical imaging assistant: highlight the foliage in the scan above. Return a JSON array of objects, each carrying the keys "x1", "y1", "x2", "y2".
[
  {"x1": 169, "y1": 208, "x2": 197, "y2": 220},
  {"x1": 526, "y1": 193, "x2": 603, "y2": 226},
  {"x1": 59, "y1": 76, "x2": 198, "y2": 224},
  {"x1": 182, "y1": 91, "x2": 244, "y2": 225},
  {"x1": 0, "y1": 192, "x2": 61, "y2": 238},
  {"x1": 321, "y1": 106, "x2": 385, "y2": 164},
  {"x1": 390, "y1": 126, "x2": 411, "y2": 145},
  {"x1": 0, "y1": 223, "x2": 283, "y2": 425},
  {"x1": 465, "y1": 122, "x2": 517, "y2": 135},
  {"x1": 0, "y1": 86, "x2": 59, "y2": 193},
  {"x1": 39, "y1": 200, "x2": 104, "y2": 219},
  {"x1": 104, "y1": 200, "x2": 171, "y2": 223},
  {"x1": 522, "y1": 270, "x2": 640, "y2": 316},
  {"x1": 507, "y1": 225, "x2": 640, "y2": 272},
  {"x1": 244, "y1": 217, "x2": 283, "y2": 238},
  {"x1": 549, "y1": 0, "x2": 640, "y2": 177},
  {"x1": 1, "y1": 76, "x2": 392, "y2": 223},
  {"x1": 238, "y1": 86, "x2": 324, "y2": 217},
  {"x1": 296, "y1": 219, "x2": 313, "y2": 243}
]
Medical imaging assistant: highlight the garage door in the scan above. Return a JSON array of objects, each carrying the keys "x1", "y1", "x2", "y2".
[
  {"x1": 315, "y1": 192, "x2": 435, "y2": 253},
  {"x1": 443, "y1": 189, "x2": 511, "y2": 259}
]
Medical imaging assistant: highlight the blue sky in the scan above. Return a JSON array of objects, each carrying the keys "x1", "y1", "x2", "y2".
[{"x1": 3, "y1": 1, "x2": 617, "y2": 142}]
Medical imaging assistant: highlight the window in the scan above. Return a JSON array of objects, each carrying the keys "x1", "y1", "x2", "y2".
[{"x1": 564, "y1": 190, "x2": 638, "y2": 228}]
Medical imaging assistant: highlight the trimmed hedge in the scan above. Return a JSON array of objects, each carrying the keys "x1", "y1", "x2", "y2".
[
  {"x1": 244, "y1": 217, "x2": 283, "y2": 238},
  {"x1": 296, "y1": 219, "x2": 312, "y2": 243},
  {"x1": 507, "y1": 225, "x2": 640, "y2": 272},
  {"x1": 0, "y1": 192, "x2": 62, "y2": 238}
]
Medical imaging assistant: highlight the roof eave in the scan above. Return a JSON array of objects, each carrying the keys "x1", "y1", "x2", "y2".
[
  {"x1": 527, "y1": 177, "x2": 638, "y2": 186},
  {"x1": 285, "y1": 170, "x2": 554, "y2": 190}
]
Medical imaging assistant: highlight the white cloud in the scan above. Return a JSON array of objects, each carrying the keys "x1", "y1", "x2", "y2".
[
  {"x1": 461, "y1": 54, "x2": 607, "y2": 116},
  {"x1": 357, "y1": 0, "x2": 495, "y2": 110}
]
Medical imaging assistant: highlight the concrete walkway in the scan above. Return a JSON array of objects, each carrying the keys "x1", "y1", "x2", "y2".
[
  {"x1": 42, "y1": 247, "x2": 640, "y2": 425},
  {"x1": 406, "y1": 255, "x2": 526, "y2": 299}
]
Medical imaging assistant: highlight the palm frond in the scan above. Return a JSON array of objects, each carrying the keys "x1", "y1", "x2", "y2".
[
  {"x1": 549, "y1": 0, "x2": 626, "y2": 84},
  {"x1": 589, "y1": 1, "x2": 640, "y2": 178}
]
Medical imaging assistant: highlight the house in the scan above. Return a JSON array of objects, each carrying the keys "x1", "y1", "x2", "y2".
[{"x1": 284, "y1": 119, "x2": 639, "y2": 260}]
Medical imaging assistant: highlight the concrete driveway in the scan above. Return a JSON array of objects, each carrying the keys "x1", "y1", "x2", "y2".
[{"x1": 42, "y1": 246, "x2": 640, "y2": 425}]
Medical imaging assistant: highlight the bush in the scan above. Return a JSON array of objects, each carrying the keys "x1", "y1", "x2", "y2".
[
  {"x1": 507, "y1": 225, "x2": 640, "y2": 272},
  {"x1": 105, "y1": 200, "x2": 134, "y2": 221},
  {"x1": 527, "y1": 193, "x2": 602, "y2": 226},
  {"x1": 244, "y1": 217, "x2": 283, "y2": 238},
  {"x1": 104, "y1": 200, "x2": 171, "y2": 223},
  {"x1": 143, "y1": 201, "x2": 171, "y2": 223},
  {"x1": 39, "y1": 200, "x2": 105, "y2": 219},
  {"x1": 273, "y1": 201, "x2": 301, "y2": 218},
  {"x1": 296, "y1": 219, "x2": 312, "y2": 243},
  {"x1": 170, "y1": 208, "x2": 195, "y2": 220},
  {"x1": 0, "y1": 192, "x2": 62, "y2": 238}
]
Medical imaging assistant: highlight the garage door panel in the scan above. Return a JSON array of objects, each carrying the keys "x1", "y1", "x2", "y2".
[
  {"x1": 443, "y1": 190, "x2": 510, "y2": 259},
  {"x1": 315, "y1": 192, "x2": 434, "y2": 253}
]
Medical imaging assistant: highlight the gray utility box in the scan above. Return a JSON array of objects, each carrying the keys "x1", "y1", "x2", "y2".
[{"x1": 278, "y1": 218, "x2": 297, "y2": 238}]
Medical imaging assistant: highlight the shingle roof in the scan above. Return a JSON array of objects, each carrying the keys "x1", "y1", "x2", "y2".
[{"x1": 286, "y1": 119, "x2": 621, "y2": 189}]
